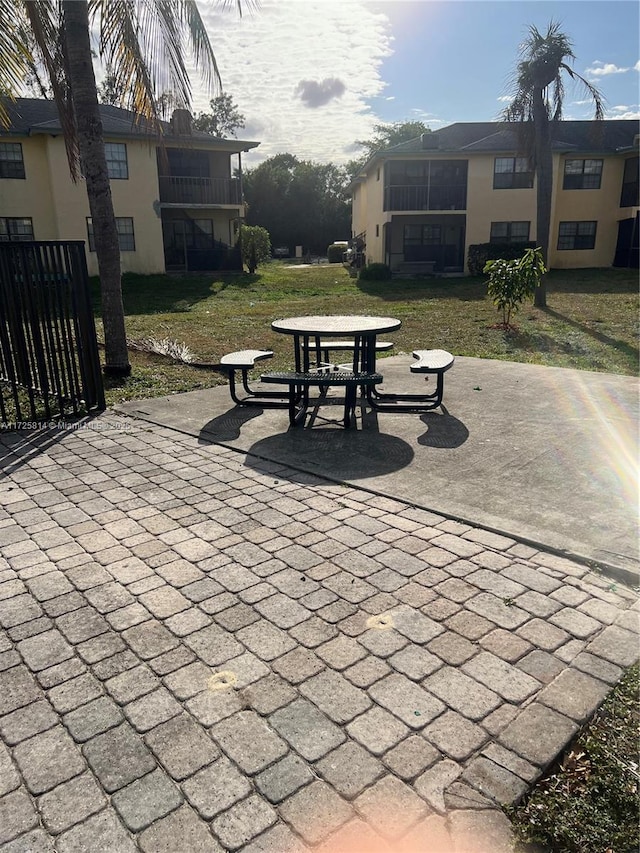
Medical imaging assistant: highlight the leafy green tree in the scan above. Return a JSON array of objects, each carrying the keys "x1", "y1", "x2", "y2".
[
  {"x1": 240, "y1": 224, "x2": 270, "y2": 273},
  {"x1": 345, "y1": 120, "x2": 431, "y2": 179},
  {"x1": 504, "y1": 21, "x2": 603, "y2": 307},
  {"x1": 1, "y1": 0, "x2": 240, "y2": 374},
  {"x1": 243, "y1": 154, "x2": 350, "y2": 254},
  {"x1": 97, "y1": 65, "x2": 125, "y2": 106},
  {"x1": 484, "y1": 247, "x2": 547, "y2": 329},
  {"x1": 193, "y1": 93, "x2": 245, "y2": 137}
]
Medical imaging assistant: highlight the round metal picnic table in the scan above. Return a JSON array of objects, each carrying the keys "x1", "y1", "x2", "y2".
[{"x1": 271, "y1": 315, "x2": 401, "y2": 372}]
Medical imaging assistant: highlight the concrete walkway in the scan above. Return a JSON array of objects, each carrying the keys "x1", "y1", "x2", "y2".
[
  {"x1": 119, "y1": 356, "x2": 639, "y2": 584},
  {"x1": 0, "y1": 408, "x2": 638, "y2": 852}
]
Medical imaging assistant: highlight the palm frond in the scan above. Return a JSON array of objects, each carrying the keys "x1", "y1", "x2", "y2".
[
  {"x1": 0, "y1": 0, "x2": 33, "y2": 126},
  {"x1": 169, "y1": 0, "x2": 220, "y2": 94},
  {"x1": 24, "y1": 0, "x2": 80, "y2": 178},
  {"x1": 91, "y1": 0, "x2": 160, "y2": 127},
  {"x1": 560, "y1": 62, "x2": 605, "y2": 120},
  {"x1": 90, "y1": 0, "x2": 241, "y2": 130}
]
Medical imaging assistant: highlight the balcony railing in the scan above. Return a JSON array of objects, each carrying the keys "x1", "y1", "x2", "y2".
[
  {"x1": 384, "y1": 185, "x2": 467, "y2": 211},
  {"x1": 158, "y1": 175, "x2": 241, "y2": 205}
]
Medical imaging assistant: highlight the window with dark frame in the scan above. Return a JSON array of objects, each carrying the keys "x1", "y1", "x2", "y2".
[
  {"x1": 493, "y1": 157, "x2": 533, "y2": 189},
  {"x1": 105, "y1": 143, "x2": 129, "y2": 179},
  {"x1": 87, "y1": 217, "x2": 136, "y2": 252},
  {"x1": 0, "y1": 217, "x2": 34, "y2": 241},
  {"x1": 620, "y1": 156, "x2": 639, "y2": 207},
  {"x1": 0, "y1": 142, "x2": 26, "y2": 179},
  {"x1": 557, "y1": 221, "x2": 597, "y2": 250},
  {"x1": 562, "y1": 159, "x2": 603, "y2": 190},
  {"x1": 490, "y1": 221, "x2": 530, "y2": 243},
  {"x1": 192, "y1": 219, "x2": 214, "y2": 249},
  {"x1": 163, "y1": 219, "x2": 216, "y2": 251},
  {"x1": 403, "y1": 224, "x2": 442, "y2": 245}
]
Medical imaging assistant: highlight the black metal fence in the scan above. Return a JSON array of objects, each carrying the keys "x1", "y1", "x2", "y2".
[{"x1": 0, "y1": 241, "x2": 105, "y2": 425}]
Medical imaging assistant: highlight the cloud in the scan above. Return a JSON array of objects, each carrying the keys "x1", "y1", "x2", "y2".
[
  {"x1": 605, "y1": 105, "x2": 640, "y2": 119},
  {"x1": 635, "y1": 61, "x2": 640, "y2": 72},
  {"x1": 295, "y1": 78, "x2": 346, "y2": 108},
  {"x1": 585, "y1": 61, "x2": 630, "y2": 76},
  {"x1": 192, "y1": 0, "x2": 393, "y2": 165}
]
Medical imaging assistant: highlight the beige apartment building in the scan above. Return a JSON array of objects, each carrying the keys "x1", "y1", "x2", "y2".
[
  {"x1": 0, "y1": 98, "x2": 259, "y2": 276},
  {"x1": 349, "y1": 120, "x2": 639, "y2": 274}
]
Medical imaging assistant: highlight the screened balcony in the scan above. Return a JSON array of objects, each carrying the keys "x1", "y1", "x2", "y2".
[
  {"x1": 384, "y1": 159, "x2": 468, "y2": 211},
  {"x1": 157, "y1": 148, "x2": 242, "y2": 206},
  {"x1": 158, "y1": 175, "x2": 241, "y2": 206}
]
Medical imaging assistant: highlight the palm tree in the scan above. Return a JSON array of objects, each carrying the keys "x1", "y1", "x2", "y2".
[
  {"x1": 1, "y1": 0, "x2": 241, "y2": 374},
  {"x1": 504, "y1": 21, "x2": 604, "y2": 307}
]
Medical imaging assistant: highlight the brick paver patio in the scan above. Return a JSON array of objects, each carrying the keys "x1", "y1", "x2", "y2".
[{"x1": 0, "y1": 415, "x2": 637, "y2": 852}]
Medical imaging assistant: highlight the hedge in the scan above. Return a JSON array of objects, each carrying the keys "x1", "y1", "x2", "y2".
[
  {"x1": 359, "y1": 263, "x2": 392, "y2": 281},
  {"x1": 327, "y1": 243, "x2": 347, "y2": 263},
  {"x1": 468, "y1": 241, "x2": 538, "y2": 275}
]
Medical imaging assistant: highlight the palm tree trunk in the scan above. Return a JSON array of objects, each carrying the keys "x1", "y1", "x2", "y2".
[
  {"x1": 533, "y1": 87, "x2": 551, "y2": 308},
  {"x1": 61, "y1": 0, "x2": 130, "y2": 375}
]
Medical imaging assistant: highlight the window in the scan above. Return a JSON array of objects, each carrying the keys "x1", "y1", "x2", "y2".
[
  {"x1": 557, "y1": 221, "x2": 597, "y2": 250},
  {"x1": 493, "y1": 157, "x2": 533, "y2": 189},
  {"x1": 165, "y1": 149, "x2": 209, "y2": 178},
  {"x1": 0, "y1": 217, "x2": 33, "y2": 241},
  {"x1": 563, "y1": 159, "x2": 602, "y2": 190},
  {"x1": 0, "y1": 142, "x2": 25, "y2": 179},
  {"x1": 163, "y1": 219, "x2": 216, "y2": 251},
  {"x1": 404, "y1": 224, "x2": 441, "y2": 246},
  {"x1": 192, "y1": 219, "x2": 214, "y2": 249},
  {"x1": 620, "y1": 156, "x2": 639, "y2": 207},
  {"x1": 105, "y1": 143, "x2": 128, "y2": 179},
  {"x1": 490, "y1": 222, "x2": 530, "y2": 244},
  {"x1": 87, "y1": 217, "x2": 135, "y2": 252}
]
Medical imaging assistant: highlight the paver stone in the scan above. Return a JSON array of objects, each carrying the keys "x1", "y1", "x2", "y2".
[
  {"x1": 183, "y1": 755, "x2": 252, "y2": 818},
  {"x1": 14, "y1": 725, "x2": 85, "y2": 794},
  {"x1": 210, "y1": 710, "x2": 288, "y2": 774}
]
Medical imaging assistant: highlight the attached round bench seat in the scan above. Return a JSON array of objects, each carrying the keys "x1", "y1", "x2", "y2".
[
  {"x1": 219, "y1": 349, "x2": 290, "y2": 408},
  {"x1": 261, "y1": 370, "x2": 383, "y2": 427},
  {"x1": 369, "y1": 348, "x2": 454, "y2": 413},
  {"x1": 260, "y1": 371, "x2": 383, "y2": 387},
  {"x1": 410, "y1": 349, "x2": 455, "y2": 374},
  {"x1": 220, "y1": 349, "x2": 274, "y2": 370}
]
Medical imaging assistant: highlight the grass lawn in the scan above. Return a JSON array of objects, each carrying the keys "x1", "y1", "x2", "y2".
[
  {"x1": 93, "y1": 263, "x2": 639, "y2": 405},
  {"x1": 510, "y1": 663, "x2": 639, "y2": 853}
]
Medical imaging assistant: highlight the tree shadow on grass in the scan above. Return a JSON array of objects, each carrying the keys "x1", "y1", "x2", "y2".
[
  {"x1": 90, "y1": 271, "x2": 262, "y2": 317},
  {"x1": 541, "y1": 306, "x2": 639, "y2": 364},
  {"x1": 546, "y1": 267, "x2": 638, "y2": 295},
  {"x1": 356, "y1": 277, "x2": 487, "y2": 303}
]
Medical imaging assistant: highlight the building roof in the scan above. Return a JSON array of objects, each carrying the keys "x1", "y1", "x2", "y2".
[
  {"x1": 0, "y1": 98, "x2": 259, "y2": 152},
  {"x1": 346, "y1": 121, "x2": 640, "y2": 191},
  {"x1": 382, "y1": 120, "x2": 639, "y2": 157}
]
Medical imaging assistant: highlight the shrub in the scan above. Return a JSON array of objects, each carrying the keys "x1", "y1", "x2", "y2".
[
  {"x1": 484, "y1": 247, "x2": 546, "y2": 329},
  {"x1": 240, "y1": 224, "x2": 271, "y2": 274},
  {"x1": 359, "y1": 263, "x2": 392, "y2": 281},
  {"x1": 468, "y1": 241, "x2": 537, "y2": 275},
  {"x1": 327, "y1": 243, "x2": 346, "y2": 264}
]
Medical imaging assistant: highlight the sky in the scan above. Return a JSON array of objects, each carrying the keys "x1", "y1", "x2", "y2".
[{"x1": 190, "y1": 0, "x2": 640, "y2": 166}]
